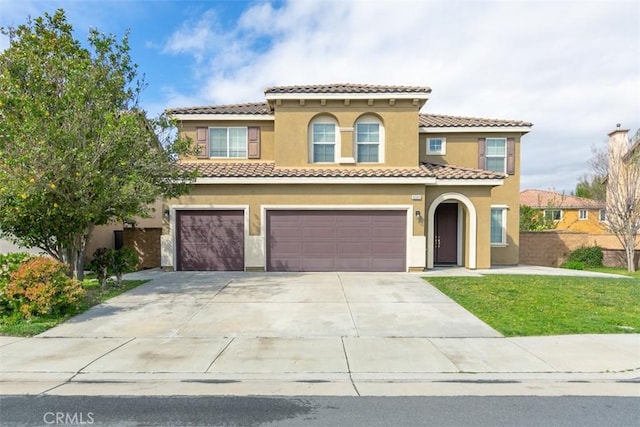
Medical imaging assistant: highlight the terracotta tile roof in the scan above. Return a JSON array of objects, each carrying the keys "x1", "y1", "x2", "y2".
[
  {"x1": 166, "y1": 102, "x2": 272, "y2": 115},
  {"x1": 264, "y1": 83, "x2": 431, "y2": 95},
  {"x1": 520, "y1": 189, "x2": 604, "y2": 209},
  {"x1": 419, "y1": 114, "x2": 532, "y2": 128},
  {"x1": 420, "y1": 163, "x2": 506, "y2": 180},
  {"x1": 178, "y1": 161, "x2": 504, "y2": 180}
]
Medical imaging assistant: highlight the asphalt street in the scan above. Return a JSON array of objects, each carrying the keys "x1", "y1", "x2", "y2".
[{"x1": 1, "y1": 395, "x2": 639, "y2": 426}]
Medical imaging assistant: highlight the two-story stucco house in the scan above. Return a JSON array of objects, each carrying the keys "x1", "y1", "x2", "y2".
[{"x1": 161, "y1": 84, "x2": 531, "y2": 272}]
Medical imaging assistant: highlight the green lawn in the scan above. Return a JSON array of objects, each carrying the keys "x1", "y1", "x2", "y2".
[
  {"x1": 426, "y1": 275, "x2": 640, "y2": 337},
  {"x1": 0, "y1": 279, "x2": 148, "y2": 337}
]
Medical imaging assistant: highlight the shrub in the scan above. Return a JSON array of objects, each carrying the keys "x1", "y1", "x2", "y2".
[
  {"x1": 0, "y1": 252, "x2": 32, "y2": 316},
  {"x1": 110, "y1": 247, "x2": 138, "y2": 285},
  {"x1": 87, "y1": 247, "x2": 139, "y2": 287},
  {"x1": 566, "y1": 245, "x2": 604, "y2": 268},
  {"x1": 4, "y1": 257, "x2": 84, "y2": 319},
  {"x1": 87, "y1": 248, "x2": 112, "y2": 288},
  {"x1": 562, "y1": 261, "x2": 585, "y2": 270}
]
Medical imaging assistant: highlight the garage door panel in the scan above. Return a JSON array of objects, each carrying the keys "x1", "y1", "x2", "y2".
[
  {"x1": 267, "y1": 210, "x2": 406, "y2": 272},
  {"x1": 302, "y1": 258, "x2": 336, "y2": 270},
  {"x1": 176, "y1": 210, "x2": 244, "y2": 271}
]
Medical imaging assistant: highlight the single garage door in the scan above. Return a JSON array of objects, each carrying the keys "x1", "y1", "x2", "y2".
[
  {"x1": 267, "y1": 210, "x2": 406, "y2": 272},
  {"x1": 176, "y1": 210, "x2": 244, "y2": 271}
]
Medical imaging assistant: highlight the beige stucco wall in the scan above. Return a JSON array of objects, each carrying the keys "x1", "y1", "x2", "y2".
[
  {"x1": 179, "y1": 120, "x2": 275, "y2": 162},
  {"x1": 165, "y1": 183, "x2": 428, "y2": 271},
  {"x1": 273, "y1": 99, "x2": 420, "y2": 167},
  {"x1": 425, "y1": 185, "x2": 493, "y2": 269},
  {"x1": 168, "y1": 183, "x2": 426, "y2": 236},
  {"x1": 421, "y1": 132, "x2": 525, "y2": 265}
]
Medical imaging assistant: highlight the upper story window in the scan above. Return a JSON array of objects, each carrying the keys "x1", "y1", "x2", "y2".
[
  {"x1": 599, "y1": 209, "x2": 606, "y2": 222},
  {"x1": 478, "y1": 137, "x2": 515, "y2": 175},
  {"x1": 578, "y1": 209, "x2": 588, "y2": 220},
  {"x1": 355, "y1": 115, "x2": 384, "y2": 163},
  {"x1": 310, "y1": 117, "x2": 338, "y2": 163},
  {"x1": 485, "y1": 137, "x2": 507, "y2": 173},
  {"x1": 544, "y1": 209, "x2": 562, "y2": 221},
  {"x1": 195, "y1": 126, "x2": 260, "y2": 159},
  {"x1": 210, "y1": 127, "x2": 247, "y2": 158},
  {"x1": 427, "y1": 137, "x2": 446, "y2": 155}
]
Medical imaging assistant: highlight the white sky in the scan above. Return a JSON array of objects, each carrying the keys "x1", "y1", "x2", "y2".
[{"x1": 1, "y1": 0, "x2": 639, "y2": 192}]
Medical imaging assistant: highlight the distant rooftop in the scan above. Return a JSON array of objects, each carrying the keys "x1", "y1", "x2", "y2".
[{"x1": 520, "y1": 189, "x2": 604, "y2": 209}]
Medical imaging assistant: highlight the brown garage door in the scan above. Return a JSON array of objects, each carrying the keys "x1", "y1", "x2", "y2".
[
  {"x1": 176, "y1": 210, "x2": 244, "y2": 271},
  {"x1": 267, "y1": 210, "x2": 406, "y2": 272}
]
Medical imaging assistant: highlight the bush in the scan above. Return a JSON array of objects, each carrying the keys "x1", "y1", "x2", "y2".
[
  {"x1": 566, "y1": 245, "x2": 604, "y2": 268},
  {"x1": 4, "y1": 257, "x2": 84, "y2": 319},
  {"x1": 0, "y1": 252, "x2": 32, "y2": 316},
  {"x1": 87, "y1": 248, "x2": 112, "y2": 288},
  {"x1": 87, "y1": 247, "x2": 139, "y2": 287},
  {"x1": 562, "y1": 261, "x2": 585, "y2": 270}
]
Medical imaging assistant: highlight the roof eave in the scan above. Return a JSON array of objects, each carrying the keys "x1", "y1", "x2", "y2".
[
  {"x1": 420, "y1": 126, "x2": 532, "y2": 134},
  {"x1": 434, "y1": 178, "x2": 504, "y2": 186},
  {"x1": 168, "y1": 113, "x2": 275, "y2": 121},
  {"x1": 265, "y1": 92, "x2": 430, "y2": 102}
]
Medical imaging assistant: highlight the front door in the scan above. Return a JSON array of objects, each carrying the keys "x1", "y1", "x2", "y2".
[{"x1": 434, "y1": 203, "x2": 458, "y2": 264}]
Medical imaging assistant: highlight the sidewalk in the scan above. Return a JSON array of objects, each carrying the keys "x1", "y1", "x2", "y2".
[
  {"x1": 1, "y1": 334, "x2": 639, "y2": 396},
  {"x1": 1, "y1": 269, "x2": 638, "y2": 397}
]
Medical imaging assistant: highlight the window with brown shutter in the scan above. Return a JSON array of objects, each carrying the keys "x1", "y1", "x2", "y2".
[
  {"x1": 478, "y1": 137, "x2": 486, "y2": 169},
  {"x1": 247, "y1": 126, "x2": 261, "y2": 159},
  {"x1": 506, "y1": 137, "x2": 515, "y2": 175},
  {"x1": 196, "y1": 127, "x2": 209, "y2": 158}
]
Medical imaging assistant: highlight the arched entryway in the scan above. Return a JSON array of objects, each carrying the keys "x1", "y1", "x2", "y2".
[{"x1": 427, "y1": 193, "x2": 477, "y2": 269}]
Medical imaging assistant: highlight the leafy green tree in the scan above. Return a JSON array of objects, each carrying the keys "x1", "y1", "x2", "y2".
[
  {"x1": 519, "y1": 205, "x2": 555, "y2": 231},
  {"x1": 0, "y1": 10, "x2": 195, "y2": 280},
  {"x1": 575, "y1": 174, "x2": 606, "y2": 201}
]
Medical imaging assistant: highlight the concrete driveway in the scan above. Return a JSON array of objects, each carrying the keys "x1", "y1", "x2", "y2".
[
  {"x1": 3, "y1": 270, "x2": 639, "y2": 396},
  {"x1": 39, "y1": 271, "x2": 501, "y2": 339}
]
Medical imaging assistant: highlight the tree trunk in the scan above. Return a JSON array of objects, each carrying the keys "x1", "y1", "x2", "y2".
[
  {"x1": 60, "y1": 228, "x2": 93, "y2": 281},
  {"x1": 626, "y1": 240, "x2": 636, "y2": 273}
]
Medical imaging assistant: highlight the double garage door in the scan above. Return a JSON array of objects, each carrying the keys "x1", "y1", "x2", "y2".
[{"x1": 176, "y1": 210, "x2": 406, "y2": 272}]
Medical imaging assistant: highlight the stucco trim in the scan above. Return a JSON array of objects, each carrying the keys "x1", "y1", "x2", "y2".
[
  {"x1": 194, "y1": 177, "x2": 438, "y2": 185},
  {"x1": 167, "y1": 204, "x2": 250, "y2": 271},
  {"x1": 260, "y1": 204, "x2": 416, "y2": 272},
  {"x1": 427, "y1": 193, "x2": 477, "y2": 269},
  {"x1": 435, "y1": 179, "x2": 504, "y2": 186},
  {"x1": 420, "y1": 126, "x2": 531, "y2": 133},
  {"x1": 170, "y1": 114, "x2": 274, "y2": 121}
]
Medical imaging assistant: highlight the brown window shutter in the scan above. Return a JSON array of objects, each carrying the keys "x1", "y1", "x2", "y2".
[
  {"x1": 196, "y1": 127, "x2": 209, "y2": 158},
  {"x1": 506, "y1": 137, "x2": 515, "y2": 175},
  {"x1": 247, "y1": 126, "x2": 261, "y2": 159},
  {"x1": 478, "y1": 137, "x2": 486, "y2": 169}
]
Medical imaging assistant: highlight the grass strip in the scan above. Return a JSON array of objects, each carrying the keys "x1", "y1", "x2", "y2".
[{"x1": 426, "y1": 275, "x2": 640, "y2": 336}]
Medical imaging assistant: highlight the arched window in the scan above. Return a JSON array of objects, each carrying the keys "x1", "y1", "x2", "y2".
[
  {"x1": 309, "y1": 116, "x2": 339, "y2": 163},
  {"x1": 355, "y1": 115, "x2": 384, "y2": 163}
]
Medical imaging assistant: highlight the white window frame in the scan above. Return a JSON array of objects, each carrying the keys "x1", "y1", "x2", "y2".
[
  {"x1": 578, "y1": 209, "x2": 588, "y2": 220},
  {"x1": 355, "y1": 115, "x2": 384, "y2": 163},
  {"x1": 485, "y1": 137, "x2": 507, "y2": 173},
  {"x1": 599, "y1": 209, "x2": 606, "y2": 222},
  {"x1": 209, "y1": 127, "x2": 248, "y2": 158},
  {"x1": 427, "y1": 137, "x2": 446, "y2": 155},
  {"x1": 544, "y1": 209, "x2": 562, "y2": 221},
  {"x1": 309, "y1": 117, "x2": 339, "y2": 163},
  {"x1": 490, "y1": 206, "x2": 507, "y2": 246}
]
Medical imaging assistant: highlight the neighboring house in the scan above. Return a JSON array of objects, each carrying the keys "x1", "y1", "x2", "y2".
[
  {"x1": 520, "y1": 189, "x2": 606, "y2": 233},
  {"x1": 162, "y1": 84, "x2": 531, "y2": 272},
  {"x1": 1, "y1": 200, "x2": 163, "y2": 269}
]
